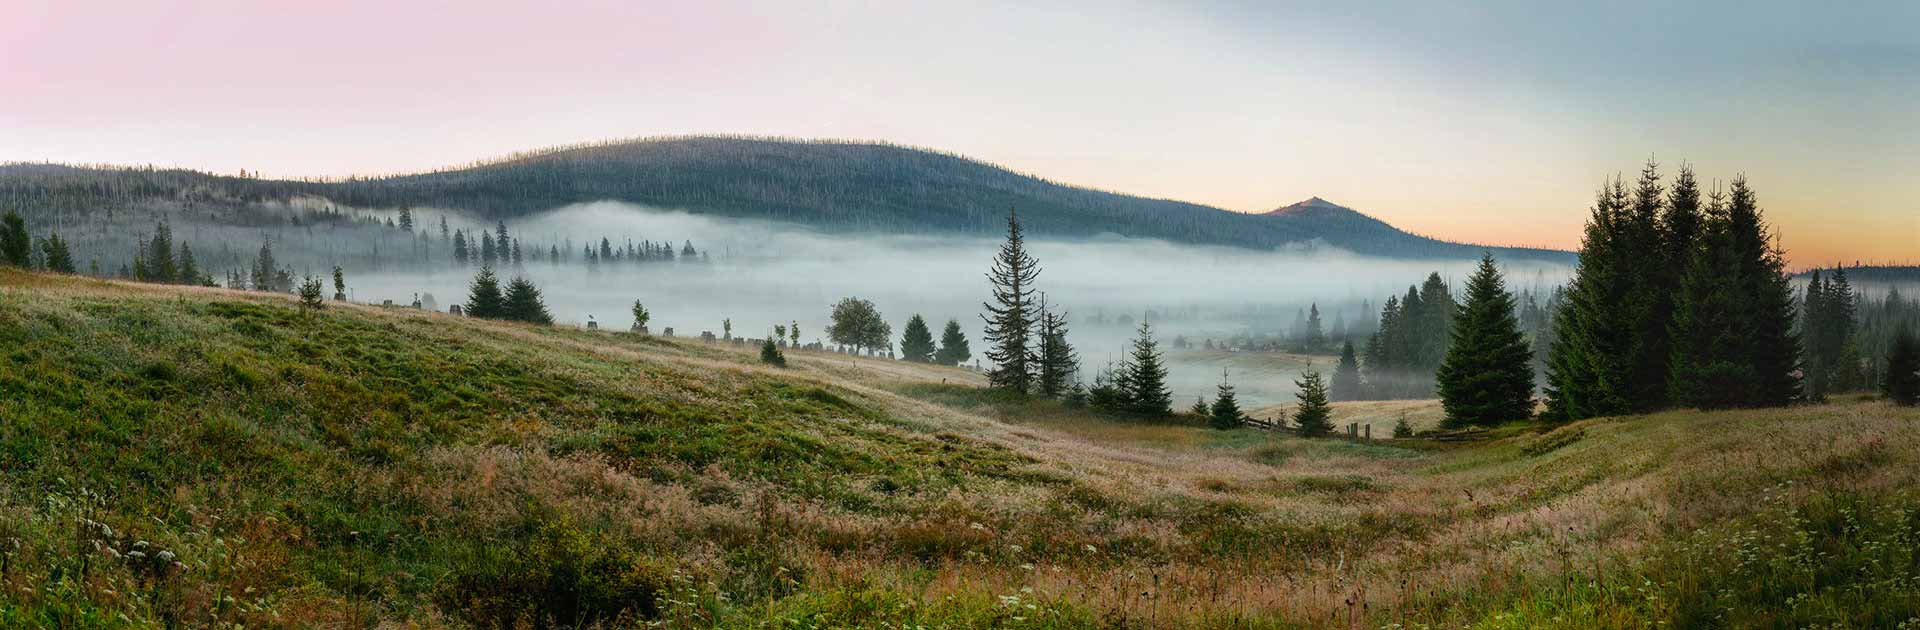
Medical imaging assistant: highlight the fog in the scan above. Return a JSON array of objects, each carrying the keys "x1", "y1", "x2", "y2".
[{"x1": 338, "y1": 202, "x2": 1574, "y2": 407}]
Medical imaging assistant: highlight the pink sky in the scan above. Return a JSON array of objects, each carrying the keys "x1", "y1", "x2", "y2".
[{"x1": 5, "y1": 1, "x2": 1916, "y2": 266}]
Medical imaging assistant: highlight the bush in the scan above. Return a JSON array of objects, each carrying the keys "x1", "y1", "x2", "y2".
[
  {"x1": 761, "y1": 337, "x2": 787, "y2": 367},
  {"x1": 439, "y1": 513, "x2": 669, "y2": 628}
]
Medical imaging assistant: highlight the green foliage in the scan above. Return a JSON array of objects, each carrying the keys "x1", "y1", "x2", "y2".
[
  {"x1": 439, "y1": 509, "x2": 668, "y2": 628},
  {"x1": 0, "y1": 211, "x2": 30, "y2": 267},
  {"x1": 828, "y1": 297, "x2": 890, "y2": 353},
  {"x1": 1670, "y1": 176, "x2": 1801, "y2": 409},
  {"x1": 1436, "y1": 253, "x2": 1535, "y2": 428},
  {"x1": 464, "y1": 266, "x2": 504, "y2": 319},
  {"x1": 1124, "y1": 319, "x2": 1171, "y2": 416},
  {"x1": 630, "y1": 300, "x2": 650, "y2": 330},
  {"x1": 1392, "y1": 416, "x2": 1414, "y2": 438},
  {"x1": 982, "y1": 208, "x2": 1039, "y2": 393},
  {"x1": 501, "y1": 276, "x2": 553, "y2": 325},
  {"x1": 297, "y1": 275, "x2": 325, "y2": 311},
  {"x1": 935, "y1": 319, "x2": 972, "y2": 366},
  {"x1": 37, "y1": 230, "x2": 74, "y2": 273},
  {"x1": 1331, "y1": 339, "x2": 1363, "y2": 401},
  {"x1": 1035, "y1": 302, "x2": 1078, "y2": 398},
  {"x1": 1292, "y1": 371, "x2": 1335, "y2": 437},
  {"x1": 1208, "y1": 372, "x2": 1245, "y2": 430},
  {"x1": 898, "y1": 314, "x2": 935, "y2": 363},
  {"x1": 1884, "y1": 327, "x2": 1919, "y2": 406},
  {"x1": 761, "y1": 336, "x2": 788, "y2": 367}
]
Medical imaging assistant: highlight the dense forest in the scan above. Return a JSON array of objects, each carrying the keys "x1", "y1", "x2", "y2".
[{"x1": 0, "y1": 136, "x2": 1574, "y2": 262}]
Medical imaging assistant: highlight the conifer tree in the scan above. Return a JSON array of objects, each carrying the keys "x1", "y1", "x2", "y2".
[
  {"x1": 148, "y1": 221, "x2": 177, "y2": 284},
  {"x1": 398, "y1": 205, "x2": 414, "y2": 231},
  {"x1": 1292, "y1": 371, "x2": 1335, "y2": 437},
  {"x1": 1331, "y1": 340, "x2": 1363, "y2": 401},
  {"x1": 1436, "y1": 253, "x2": 1535, "y2": 427},
  {"x1": 1035, "y1": 298, "x2": 1079, "y2": 398},
  {"x1": 1547, "y1": 178, "x2": 1635, "y2": 419},
  {"x1": 935, "y1": 319, "x2": 972, "y2": 366},
  {"x1": 39, "y1": 231, "x2": 75, "y2": 273},
  {"x1": 1670, "y1": 177, "x2": 1801, "y2": 408},
  {"x1": 1305, "y1": 303, "x2": 1325, "y2": 349},
  {"x1": 332, "y1": 266, "x2": 347, "y2": 300},
  {"x1": 982, "y1": 208, "x2": 1040, "y2": 393},
  {"x1": 1191, "y1": 396, "x2": 1210, "y2": 418},
  {"x1": 464, "y1": 267, "x2": 505, "y2": 319},
  {"x1": 899, "y1": 314, "x2": 936, "y2": 363},
  {"x1": 501, "y1": 276, "x2": 553, "y2": 324},
  {"x1": 251, "y1": 241, "x2": 281, "y2": 292},
  {"x1": 480, "y1": 232, "x2": 497, "y2": 267},
  {"x1": 176, "y1": 243, "x2": 201, "y2": 285},
  {"x1": 1208, "y1": 370, "x2": 1246, "y2": 430},
  {"x1": 631, "y1": 301, "x2": 650, "y2": 331},
  {"x1": 1620, "y1": 160, "x2": 1674, "y2": 409},
  {"x1": 0, "y1": 211, "x2": 29, "y2": 267},
  {"x1": 761, "y1": 335, "x2": 788, "y2": 367},
  {"x1": 790, "y1": 321, "x2": 800, "y2": 348},
  {"x1": 1884, "y1": 327, "x2": 1919, "y2": 406},
  {"x1": 298, "y1": 275, "x2": 325, "y2": 311},
  {"x1": 452, "y1": 230, "x2": 469, "y2": 266},
  {"x1": 1125, "y1": 318, "x2": 1172, "y2": 416}
]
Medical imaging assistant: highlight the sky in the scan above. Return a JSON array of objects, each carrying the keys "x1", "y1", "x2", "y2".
[{"x1": 3, "y1": 0, "x2": 1915, "y2": 266}]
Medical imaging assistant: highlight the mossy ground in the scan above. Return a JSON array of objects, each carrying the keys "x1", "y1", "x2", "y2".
[{"x1": 2, "y1": 269, "x2": 1918, "y2": 628}]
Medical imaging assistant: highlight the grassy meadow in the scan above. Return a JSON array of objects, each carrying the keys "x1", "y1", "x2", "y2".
[{"x1": 2, "y1": 268, "x2": 1918, "y2": 628}]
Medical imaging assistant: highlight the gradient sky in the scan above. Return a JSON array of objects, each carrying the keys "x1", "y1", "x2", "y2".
[{"x1": 4, "y1": 0, "x2": 1915, "y2": 266}]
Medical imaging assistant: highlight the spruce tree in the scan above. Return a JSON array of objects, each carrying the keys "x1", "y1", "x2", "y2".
[
  {"x1": 1546, "y1": 178, "x2": 1635, "y2": 420},
  {"x1": 981, "y1": 208, "x2": 1040, "y2": 393},
  {"x1": 464, "y1": 267, "x2": 505, "y2": 319},
  {"x1": 332, "y1": 266, "x2": 347, "y2": 301},
  {"x1": 1436, "y1": 253, "x2": 1536, "y2": 428},
  {"x1": 761, "y1": 335, "x2": 788, "y2": 367},
  {"x1": 176, "y1": 243, "x2": 200, "y2": 285},
  {"x1": 39, "y1": 231, "x2": 74, "y2": 273},
  {"x1": 1331, "y1": 340, "x2": 1363, "y2": 402},
  {"x1": 297, "y1": 275, "x2": 325, "y2": 312},
  {"x1": 0, "y1": 211, "x2": 28, "y2": 267},
  {"x1": 899, "y1": 314, "x2": 936, "y2": 363},
  {"x1": 1208, "y1": 370, "x2": 1246, "y2": 430},
  {"x1": 1292, "y1": 371, "x2": 1335, "y2": 437},
  {"x1": 1621, "y1": 160, "x2": 1673, "y2": 410},
  {"x1": 1035, "y1": 299, "x2": 1079, "y2": 398},
  {"x1": 398, "y1": 205, "x2": 414, "y2": 231},
  {"x1": 148, "y1": 221, "x2": 176, "y2": 284},
  {"x1": 1125, "y1": 318, "x2": 1172, "y2": 416},
  {"x1": 501, "y1": 276, "x2": 553, "y2": 324},
  {"x1": 1305, "y1": 303, "x2": 1325, "y2": 349},
  {"x1": 453, "y1": 231, "x2": 469, "y2": 266},
  {"x1": 1191, "y1": 396, "x2": 1210, "y2": 417},
  {"x1": 1729, "y1": 177, "x2": 1802, "y2": 406},
  {"x1": 1884, "y1": 327, "x2": 1919, "y2": 406},
  {"x1": 480, "y1": 232, "x2": 497, "y2": 267},
  {"x1": 935, "y1": 319, "x2": 972, "y2": 366}
]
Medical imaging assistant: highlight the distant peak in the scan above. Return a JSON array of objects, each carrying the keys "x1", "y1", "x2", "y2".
[{"x1": 1263, "y1": 196, "x2": 1353, "y2": 216}]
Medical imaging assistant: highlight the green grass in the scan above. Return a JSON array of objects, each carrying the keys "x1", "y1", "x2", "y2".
[{"x1": 5, "y1": 270, "x2": 1920, "y2": 628}]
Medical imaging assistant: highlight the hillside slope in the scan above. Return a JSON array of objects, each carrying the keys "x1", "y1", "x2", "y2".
[
  {"x1": 0, "y1": 138, "x2": 1574, "y2": 262},
  {"x1": 2, "y1": 270, "x2": 1916, "y2": 628}
]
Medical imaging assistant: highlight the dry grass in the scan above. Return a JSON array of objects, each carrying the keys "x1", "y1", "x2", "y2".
[{"x1": 4, "y1": 268, "x2": 1919, "y2": 628}]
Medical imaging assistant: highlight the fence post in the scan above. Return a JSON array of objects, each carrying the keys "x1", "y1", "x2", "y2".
[{"x1": 1364, "y1": 424, "x2": 1371, "y2": 441}]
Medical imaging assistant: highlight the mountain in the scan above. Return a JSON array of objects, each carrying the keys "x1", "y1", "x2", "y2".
[{"x1": 0, "y1": 136, "x2": 1574, "y2": 262}]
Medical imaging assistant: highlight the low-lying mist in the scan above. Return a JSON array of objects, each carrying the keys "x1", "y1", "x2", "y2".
[{"x1": 342, "y1": 202, "x2": 1573, "y2": 406}]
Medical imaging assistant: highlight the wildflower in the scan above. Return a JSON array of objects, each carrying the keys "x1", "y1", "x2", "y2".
[{"x1": 156, "y1": 550, "x2": 176, "y2": 563}]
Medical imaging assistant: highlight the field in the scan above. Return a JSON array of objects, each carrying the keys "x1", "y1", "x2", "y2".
[{"x1": 3, "y1": 268, "x2": 1919, "y2": 628}]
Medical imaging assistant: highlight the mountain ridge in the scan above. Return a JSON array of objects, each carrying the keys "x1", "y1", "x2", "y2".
[{"x1": 0, "y1": 136, "x2": 1576, "y2": 263}]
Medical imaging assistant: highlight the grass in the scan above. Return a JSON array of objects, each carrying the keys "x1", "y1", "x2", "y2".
[{"x1": 4, "y1": 268, "x2": 1920, "y2": 628}]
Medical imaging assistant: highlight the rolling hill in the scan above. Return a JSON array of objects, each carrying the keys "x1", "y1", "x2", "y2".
[
  {"x1": 0, "y1": 137, "x2": 1575, "y2": 263},
  {"x1": 4, "y1": 269, "x2": 1918, "y2": 627}
]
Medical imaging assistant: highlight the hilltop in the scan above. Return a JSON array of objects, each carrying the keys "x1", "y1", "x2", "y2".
[
  {"x1": 0, "y1": 137, "x2": 1574, "y2": 263},
  {"x1": 1, "y1": 269, "x2": 1916, "y2": 627}
]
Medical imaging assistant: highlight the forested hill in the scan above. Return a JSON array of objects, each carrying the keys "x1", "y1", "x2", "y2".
[{"x1": 0, "y1": 136, "x2": 1574, "y2": 262}]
